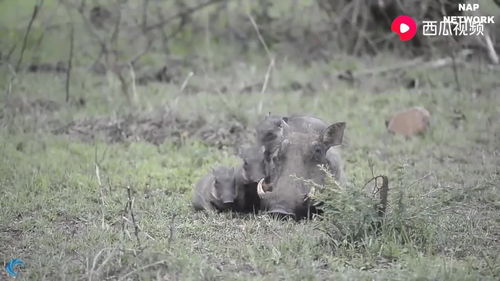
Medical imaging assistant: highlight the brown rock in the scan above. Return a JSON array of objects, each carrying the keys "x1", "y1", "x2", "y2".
[{"x1": 387, "y1": 107, "x2": 431, "y2": 137}]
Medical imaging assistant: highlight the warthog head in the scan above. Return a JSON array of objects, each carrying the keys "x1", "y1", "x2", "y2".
[
  {"x1": 238, "y1": 145, "x2": 266, "y2": 183},
  {"x1": 257, "y1": 122, "x2": 346, "y2": 218},
  {"x1": 256, "y1": 115, "x2": 289, "y2": 153},
  {"x1": 211, "y1": 167, "x2": 237, "y2": 206}
]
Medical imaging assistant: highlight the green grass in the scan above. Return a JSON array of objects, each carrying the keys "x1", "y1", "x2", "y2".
[
  {"x1": 1, "y1": 54, "x2": 499, "y2": 280},
  {"x1": 1, "y1": 0, "x2": 499, "y2": 279}
]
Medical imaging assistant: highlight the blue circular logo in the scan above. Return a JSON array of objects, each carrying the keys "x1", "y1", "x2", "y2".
[{"x1": 5, "y1": 258, "x2": 25, "y2": 277}]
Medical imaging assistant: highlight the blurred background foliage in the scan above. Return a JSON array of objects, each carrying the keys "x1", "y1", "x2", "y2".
[{"x1": 0, "y1": 0, "x2": 498, "y2": 75}]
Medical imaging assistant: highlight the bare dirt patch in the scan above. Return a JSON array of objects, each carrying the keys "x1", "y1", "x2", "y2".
[{"x1": 53, "y1": 108, "x2": 254, "y2": 148}]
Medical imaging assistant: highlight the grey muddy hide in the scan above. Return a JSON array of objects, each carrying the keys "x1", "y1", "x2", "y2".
[
  {"x1": 192, "y1": 167, "x2": 237, "y2": 211},
  {"x1": 257, "y1": 121, "x2": 346, "y2": 219}
]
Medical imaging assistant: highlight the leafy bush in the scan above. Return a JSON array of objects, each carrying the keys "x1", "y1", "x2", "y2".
[{"x1": 315, "y1": 166, "x2": 446, "y2": 257}]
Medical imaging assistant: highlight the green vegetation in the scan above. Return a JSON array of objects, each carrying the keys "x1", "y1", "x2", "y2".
[
  {"x1": 1, "y1": 58, "x2": 498, "y2": 280},
  {"x1": 1, "y1": 0, "x2": 499, "y2": 280}
]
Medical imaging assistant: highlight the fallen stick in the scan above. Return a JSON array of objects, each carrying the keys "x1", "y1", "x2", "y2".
[{"x1": 340, "y1": 50, "x2": 473, "y2": 79}]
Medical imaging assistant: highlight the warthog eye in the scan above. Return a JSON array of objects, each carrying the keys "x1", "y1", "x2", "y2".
[{"x1": 312, "y1": 144, "x2": 324, "y2": 161}]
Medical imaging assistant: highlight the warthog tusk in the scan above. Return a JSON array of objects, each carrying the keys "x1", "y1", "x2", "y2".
[
  {"x1": 257, "y1": 178, "x2": 268, "y2": 198},
  {"x1": 211, "y1": 189, "x2": 219, "y2": 200}
]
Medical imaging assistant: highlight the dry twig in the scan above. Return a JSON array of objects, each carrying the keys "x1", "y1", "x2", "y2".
[
  {"x1": 168, "y1": 213, "x2": 177, "y2": 247},
  {"x1": 126, "y1": 185, "x2": 141, "y2": 246},
  {"x1": 94, "y1": 145, "x2": 107, "y2": 230},
  {"x1": 88, "y1": 248, "x2": 115, "y2": 281},
  {"x1": 5, "y1": 64, "x2": 16, "y2": 98},
  {"x1": 247, "y1": 11, "x2": 275, "y2": 113},
  {"x1": 65, "y1": 24, "x2": 75, "y2": 103},
  {"x1": 362, "y1": 175, "x2": 389, "y2": 217},
  {"x1": 144, "y1": 0, "x2": 226, "y2": 32},
  {"x1": 128, "y1": 63, "x2": 138, "y2": 105},
  {"x1": 16, "y1": 1, "x2": 43, "y2": 71}
]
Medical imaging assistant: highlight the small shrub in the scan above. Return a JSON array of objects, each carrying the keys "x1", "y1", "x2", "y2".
[{"x1": 315, "y1": 167, "x2": 445, "y2": 257}]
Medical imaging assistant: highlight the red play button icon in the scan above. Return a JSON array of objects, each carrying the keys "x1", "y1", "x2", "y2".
[{"x1": 391, "y1": 15, "x2": 417, "y2": 41}]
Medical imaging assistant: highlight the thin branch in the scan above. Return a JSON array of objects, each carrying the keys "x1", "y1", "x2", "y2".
[
  {"x1": 94, "y1": 145, "x2": 106, "y2": 230},
  {"x1": 179, "y1": 72, "x2": 194, "y2": 92},
  {"x1": 65, "y1": 24, "x2": 75, "y2": 103},
  {"x1": 167, "y1": 213, "x2": 177, "y2": 247},
  {"x1": 406, "y1": 172, "x2": 432, "y2": 190},
  {"x1": 89, "y1": 247, "x2": 107, "y2": 281},
  {"x1": 72, "y1": 1, "x2": 109, "y2": 70},
  {"x1": 128, "y1": 63, "x2": 138, "y2": 104},
  {"x1": 362, "y1": 174, "x2": 389, "y2": 217},
  {"x1": 483, "y1": 29, "x2": 499, "y2": 65},
  {"x1": 247, "y1": 11, "x2": 272, "y2": 60},
  {"x1": 122, "y1": 217, "x2": 155, "y2": 241},
  {"x1": 141, "y1": 0, "x2": 150, "y2": 31},
  {"x1": 4, "y1": 64, "x2": 17, "y2": 98},
  {"x1": 144, "y1": 0, "x2": 226, "y2": 32},
  {"x1": 109, "y1": 0, "x2": 122, "y2": 49},
  {"x1": 261, "y1": 58, "x2": 275, "y2": 95},
  {"x1": 16, "y1": 1, "x2": 43, "y2": 71},
  {"x1": 88, "y1": 248, "x2": 116, "y2": 281},
  {"x1": 468, "y1": 0, "x2": 499, "y2": 64},
  {"x1": 340, "y1": 50, "x2": 473, "y2": 79},
  {"x1": 126, "y1": 185, "x2": 141, "y2": 247},
  {"x1": 247, "y1": 11, "x2": 275, "y2": 114},
  {"x1": 451, "y1": 55, "x2": 460, "y2": 89}
]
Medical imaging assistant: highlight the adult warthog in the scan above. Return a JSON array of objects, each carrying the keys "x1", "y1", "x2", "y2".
[{"x1": 256, "y1": 117, "x2": 346, "y2": 219}]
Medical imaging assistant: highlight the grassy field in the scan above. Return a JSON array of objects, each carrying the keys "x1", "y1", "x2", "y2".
[
  {"x1": 1, "y1": 53, "x2": 499, "y2": 280},
  {"x1": 0, "y1": 0, "x2": 499, "y2": 279}
]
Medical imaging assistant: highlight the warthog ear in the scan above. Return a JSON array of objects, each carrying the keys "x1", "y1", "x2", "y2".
[{"x1": 321, "y1": 122, "x2": 346, "y2": 147}]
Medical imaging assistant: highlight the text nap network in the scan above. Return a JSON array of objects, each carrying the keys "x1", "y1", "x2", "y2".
[{"x1": 422, "y1": 16, "x2": 495, "y2": 36}]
